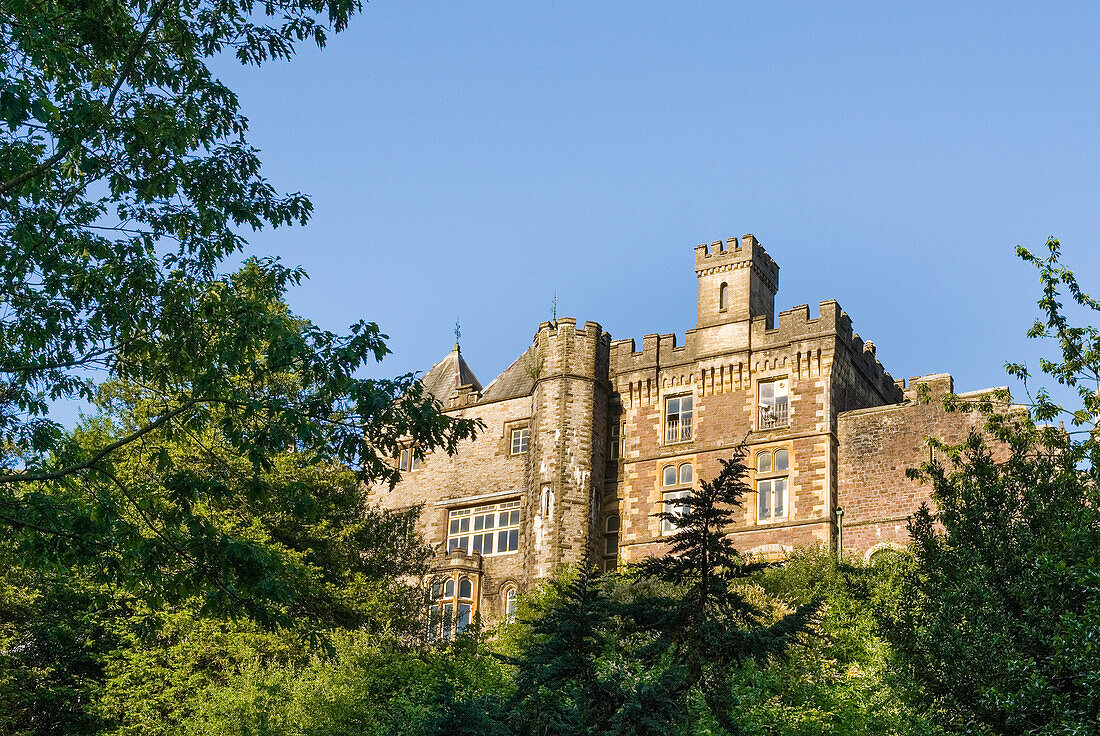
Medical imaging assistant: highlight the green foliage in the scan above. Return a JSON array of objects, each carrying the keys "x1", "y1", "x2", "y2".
[
  {"x1": 0, "y1": 398, "x2": 438, "y2": 733},
  {"x1": 886, "y1": 427, "x2": 1100, "y2": 735},
  {"x1": 633, "y1": 450, "x2": 818, "y2": 733},
  {"x1": 883, "y1": 238, "x2": 1100, "y2": 735},
  {"x1": 179, "y1": 631, "x2": 512, "y2": 736},
  {"x1": 0, "y1": 560, "x2": 115, "y2": 735},
  {"x1": 717, "y1": 549, "x2": 944, "y2": 736},
  {"x1": 1, "y1": 0, "x2": 479, "y2": 619},
  {"x1": 509, "y1": 565, "x2": 633, "y2": 736}
]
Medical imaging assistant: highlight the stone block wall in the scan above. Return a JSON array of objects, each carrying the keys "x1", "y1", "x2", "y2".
[
  {"x1": 371, "y1": 232, "x2": 1007, "y2": 623},
  {"x1": 836, "y1": 374, "x2": 1003, "y2": 559}
]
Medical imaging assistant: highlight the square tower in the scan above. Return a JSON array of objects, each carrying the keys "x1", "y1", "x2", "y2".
[{"x1": 695, "y1": 234, "x2": 780, "y2": 329}]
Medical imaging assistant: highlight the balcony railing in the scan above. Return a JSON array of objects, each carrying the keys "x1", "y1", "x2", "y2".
[
  {"x1": 758, "y1": 401, "x2": 789, "y2": 429},
  {"x1": 664, "y1": 417, "x2": 692, "y2": 443}
]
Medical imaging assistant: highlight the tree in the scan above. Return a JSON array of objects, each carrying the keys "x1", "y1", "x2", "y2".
[
  {"x1": 508, "y1": 454, "x2": 817, "y2": 736},
  {"x1": 883, "y1": 238, "x2": 1100, "y2": 735},
  {"x1": 0, "y1": 379, "x2": 440, "y2": 733},
  {"x1": 633, "y1": 450, "x2": 818, "y2": 733},
  {"x1": 1, "y1": 0, "x2": 478, "y2": 613},
  {"x1": 510, "y1": 566, "x2": 625, "y2": 736}
]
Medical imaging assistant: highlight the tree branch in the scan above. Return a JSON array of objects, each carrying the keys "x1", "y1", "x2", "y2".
[
  {"x1": 0, "y1": 0, "x2": 172, "y2": 195},
  {"x1": 0, "y1": 399, "x2": 198, "y2": 483}
]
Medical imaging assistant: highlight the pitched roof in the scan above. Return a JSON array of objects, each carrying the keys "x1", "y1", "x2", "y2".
[
  {"x1": 420, "y1": 344, "x2": 482, "y2": 405},
  {"x1": 480, "y1": 345, "x2": 538, "y2": 403}
]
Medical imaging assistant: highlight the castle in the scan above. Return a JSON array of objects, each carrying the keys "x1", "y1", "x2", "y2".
[{"x1": 368, "y1": 234, "x2": 998, "y2": 627}]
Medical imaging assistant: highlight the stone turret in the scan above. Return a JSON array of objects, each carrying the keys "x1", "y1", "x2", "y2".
[
  {"x1": 527, "y1": 318, "x2": 611, "y2": 577},
  {"x1": 695, "y1": 233, "x2": 780, "y2": 329}
]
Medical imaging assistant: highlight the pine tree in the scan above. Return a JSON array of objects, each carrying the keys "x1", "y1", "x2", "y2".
[
  {"x1": 633, "y1": 449, "x2": 818, "y2": 733},
  {"x1": 510, "y1": 566, "x2": 617, "y2": 736}
]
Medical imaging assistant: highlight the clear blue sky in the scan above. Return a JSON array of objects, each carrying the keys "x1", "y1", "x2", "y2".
[{"x1": 213, "y1": 1, "x2": 1100, "y2": 402}]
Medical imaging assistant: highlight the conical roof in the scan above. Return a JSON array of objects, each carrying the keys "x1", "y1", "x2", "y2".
[{"x1": 420, "y1": 343, "x2": 482, "y2": 405}]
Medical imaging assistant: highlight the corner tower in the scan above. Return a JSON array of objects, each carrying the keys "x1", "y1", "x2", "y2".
[
  {"x1": 695, "y1": 234, "x2": 780, "y2": 329},
  {"x1": 527, "y1": 319, "x2": 611, "y2": 577}
]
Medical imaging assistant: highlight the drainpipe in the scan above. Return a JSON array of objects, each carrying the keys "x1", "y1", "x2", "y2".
[{"x1": 835, "y1": 505, "x2": 844, "y2": 562}]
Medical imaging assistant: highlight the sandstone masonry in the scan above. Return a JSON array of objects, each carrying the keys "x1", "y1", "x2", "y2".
[{"x1": 368, "y1": 234, "x2": 1002, "y2": 624}]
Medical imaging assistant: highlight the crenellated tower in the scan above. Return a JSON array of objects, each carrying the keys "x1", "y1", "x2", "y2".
[
  {"x1": 527, "y1": 318, "x2": 611, "y2": 577},
  {"x1": 695, "y1": 234, "x2": 780, "y2": 329}
]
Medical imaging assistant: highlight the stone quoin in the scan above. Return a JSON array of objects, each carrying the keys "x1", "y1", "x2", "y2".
[{"x1": 368, "y1": 234, "x2": 1004, "y2": 624}]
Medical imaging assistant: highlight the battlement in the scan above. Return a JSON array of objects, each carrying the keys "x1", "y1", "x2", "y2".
[
  {"x1": 694, "y1": 233, "x2": 780, "y2": 289},
  {"x1": 534, "y1": 317, "x2": 607, "y2": 339},
  {"x1": 764, "y1": 301, "x2": 898, "y2": 402},
  {"x1": 531, "y1": 317, "x2": 610, "y2": 381},
  {"x1": 695, "y1": 233, "x2": 780, "y2": 329}
]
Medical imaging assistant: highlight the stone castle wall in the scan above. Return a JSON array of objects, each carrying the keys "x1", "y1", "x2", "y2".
[
  {"x1": 836, "y1": 374, "x2": 1005, "y2": 560},
  {"x1": 373, "y1": 233, "x2": 1006, "y2": 620}
]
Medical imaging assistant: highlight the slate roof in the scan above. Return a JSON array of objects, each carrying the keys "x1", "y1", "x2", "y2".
[
  {"x1": 421, "y1": 344, "x2": 482, "y2": 405},
  {"x1": 480, "y1": 345, "x2": 538, "y2": 403}
]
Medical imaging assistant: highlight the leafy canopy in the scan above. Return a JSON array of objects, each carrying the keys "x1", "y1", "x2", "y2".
[
  {"x1": 886, "y1": 238, "x2": 1100, "y2": 735},
  {"x1": 0, "y1": 0, "x2": 479, "y2": 612}
]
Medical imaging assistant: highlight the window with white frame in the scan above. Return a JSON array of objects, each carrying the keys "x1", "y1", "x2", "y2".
[
  {"x1": 429, "y1": 576, "x2": 475, "y2": 640},
  {"x1": 604, "y1": 514, "x2": 620, "y2": 559},
  {"x1": 756, "y1": 447, "x2": 789, "y2": 522},
  {"x1": 661, "y1": 461, "x2": 693, "y2": 533},
  {"x1": 664, "y1": 395, "x2": 693, "y2": 443},
  {"x1": 503, "y1": 585, "x2": 518, "y2": 621},
  {"x1": 662, "y1": 490, "x2": 691, "y2": 533},
  {"x1": 758, "y1": 379, "x2": 789, "y2": 429},
  {"x1": 398, "y1": 447, "x2": 422, "y2": 471},
  {"x1": 447, "y1": 500, "x2": 520, "y2": 555},
  {"x1": 510, "y1": 427, "x2": 529, "y2": 454}
]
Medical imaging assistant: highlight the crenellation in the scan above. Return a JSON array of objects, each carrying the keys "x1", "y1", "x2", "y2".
[{"x1": 374, "y1": 230, "x2": 1003, "y2": 627}]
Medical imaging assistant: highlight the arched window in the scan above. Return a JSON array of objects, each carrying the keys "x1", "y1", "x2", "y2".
[
  {"x1": 430, "y1": 575, "x2": 477, "y2": 640},
  {"x1": 663, "y1": 465, "x2": 677, "y2": 486},
  {"x1": 756, "y1": 447, "x2": 790, "y2": 523},
  {"x1": 441, "y1": 578, "x2": 456, "y2": 639},
  {"x1": 604, "y1": 514, "x2": 620, "y2": 559},
  {"x1": 504, "y1": 586, "x2": 518, "y2": 621},
  {"x1": 661, "y1": 463, "x2": 693, "y2": 535},
  {"x1": 719, "y1": 282, "x2": 728, "y2": 311},
  {"x1": 427, "y1": 579, "x2": 444, "y2": 640},
  {"x1": 456, "y1": 577, "x2": 474, "y2": 632},
  {"x1": 540, "y1": 484, "x2": 554, "y2": 521}
]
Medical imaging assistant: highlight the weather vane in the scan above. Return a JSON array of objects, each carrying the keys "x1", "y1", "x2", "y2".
[
  {"x1": 454, "y1": 318, "x2": 461, "y2": 347},
  {"x1": 551, "y1": 292, "x2": 558, "y2": 323}
]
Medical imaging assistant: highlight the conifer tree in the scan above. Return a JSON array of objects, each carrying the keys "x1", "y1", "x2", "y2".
[
  {"x1": 633, "y1": 450, "x2": 818, "y2": 733},
  {"x1": 510, "y1": 565, "x2": 619, "y2": 736}
]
